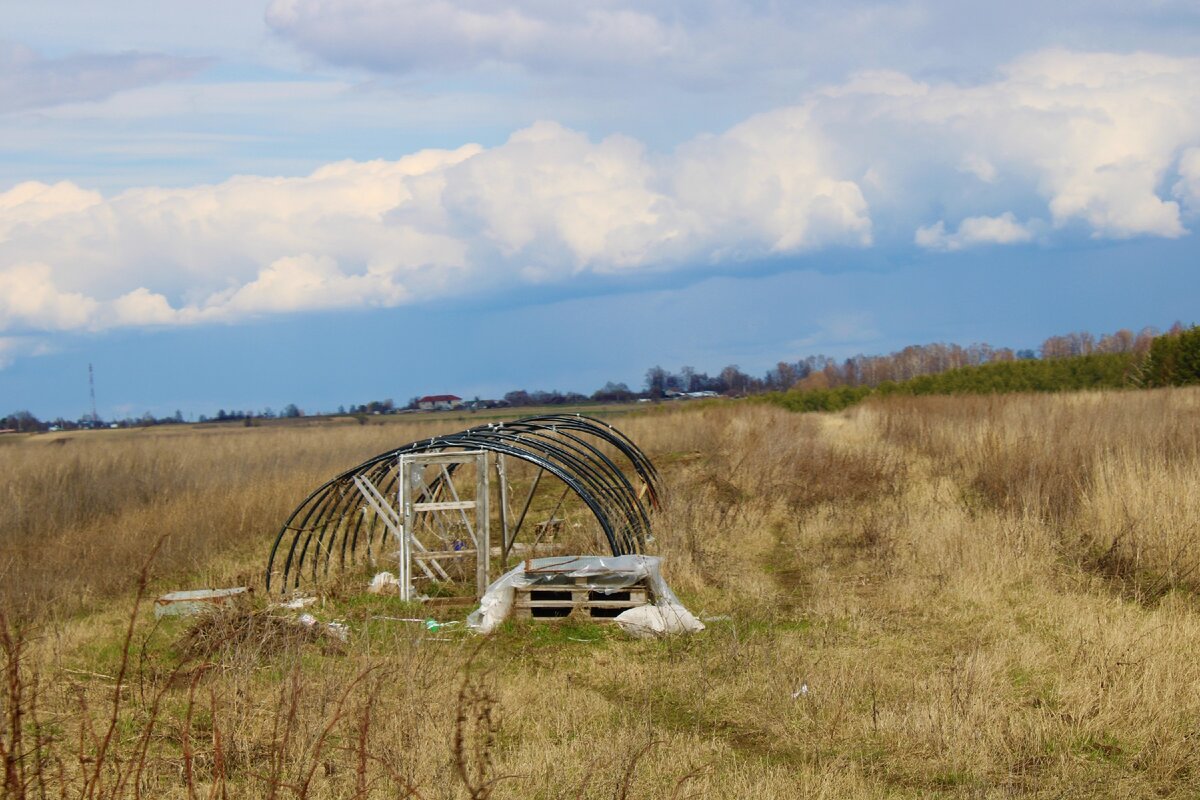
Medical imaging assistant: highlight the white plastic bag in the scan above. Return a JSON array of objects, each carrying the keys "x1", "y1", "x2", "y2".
[
  {"x1": 614, "y1": 604, "x2": 705, "y2": 639},
  {"x1": 368, "y1": 571, "x2": 399, "y2": 594}
]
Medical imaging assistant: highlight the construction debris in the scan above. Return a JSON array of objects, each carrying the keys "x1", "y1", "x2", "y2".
[
  {"x1": 154, "y1": 587, "x2": 249, "y2": 618},
  {"x1": 298, "y1": 613, "x2": 349, "y2": 641}
]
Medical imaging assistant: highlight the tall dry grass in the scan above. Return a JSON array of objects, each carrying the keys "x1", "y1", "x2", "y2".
[
  {"x1": 3, "y1": 393, "x2": 1200, "y2": 797},
  {"x1": 0, "y1": 418, "x2": 500, "y2": 619},
  {"x1": 868, "y1": 389, "x2": 1200, "y2": 596}
]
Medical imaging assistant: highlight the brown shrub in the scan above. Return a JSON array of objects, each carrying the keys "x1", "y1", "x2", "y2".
[{"x1": 174, "y1": 604, "x2": 345, "y2": 664}]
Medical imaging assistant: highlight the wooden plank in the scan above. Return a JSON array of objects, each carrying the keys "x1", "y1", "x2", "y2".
[
  {"x1": 487, "y1": 543, "x2": 566, "y2": 558},
  {"x1": 497, "y1": 454, "x2": 511, "y2": 569},
  {"x1": 401, "y1": 453, "x2": 484, "y2": 466},
  {"x1": 516, "y1": 587, "x2": 648, "y2": 601},
  {"x1": 475, "y1": 451, "x2": 490, "y2": 599},
  {"x1": 413, "y1": 549, "x2": 477, "y2": 559},
  {"x1": 508, "y1": 574, "x2": 652, "y2": 623},
  {"x1": 513, "y1": 600, "x2": 647, "y2": 609},
  {"x1": 509, "y1": 606, "x2": 647, "y2": 623},
  {"x1": 514, "y1": 591, "x2": 647, "y2": 604},
  {"x1": 413, "y1": 500, "x2": 476, "y2": 512}
]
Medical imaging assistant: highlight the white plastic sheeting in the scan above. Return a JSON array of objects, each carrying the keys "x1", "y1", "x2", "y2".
[
  {"x1": 613, "y1": 603, "x2": 705, "y2": 639},
  {"x1": 154, "y1": 587, "x2": 249, "y2": 618},
  {"x1": 466, "y1": 555, "x2": 704, "y2": 637},
  {"x1": 368, "y1": 571, "x2": 400, "y2": 594}
]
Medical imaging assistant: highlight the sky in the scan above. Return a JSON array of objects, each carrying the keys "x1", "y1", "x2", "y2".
[{"x1": 2, "y1": 1, "x2": 1200, "y2": 420}]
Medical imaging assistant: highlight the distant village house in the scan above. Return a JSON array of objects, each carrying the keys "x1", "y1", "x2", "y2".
[{"x1": 416, "y1": 394, "x2": 462, "y2": 411}]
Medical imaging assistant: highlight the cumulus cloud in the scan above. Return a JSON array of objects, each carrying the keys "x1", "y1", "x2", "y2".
[
  {"x1": 0, "y1": 264, "x2": 98, "y2": 330},
  {"x1": 0, "y1": 42, "x2": 206, "y2": 114},
  {"x1": 670, "y1": 108, "x2": 872, "y2": 255},
  {"x1": 916, "y1": 213, "x2": 1036, "y2": 251},
  {"x1": 203, "y1": 255, "x2": 411, "y2": 318},
  {"x1": 1174, "y1": 147, "x2": 1200, "y2": 212},
  {"x1": 997, "y1": 50, "x2": 1195, "y2": 238},
  {"x1": 825, "y1": 49, "x2": 1200, "y2": 240},
  {"x1": 439, "y1": 118, "x2": 869, "y2": 278},
  {"x1": 0, "y1": 181, "x2": 102, "y2": 232},
  {"x1": 2, "y1": 48, "x2": 1199, "y2": 344},
  {"x1": 0, "y1": 115, "x2": 869, "y2": 334}
]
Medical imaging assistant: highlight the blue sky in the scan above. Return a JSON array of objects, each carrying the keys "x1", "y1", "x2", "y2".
[{"x1": 2, "y1": 1, "x2": 1199, "y2": 419}]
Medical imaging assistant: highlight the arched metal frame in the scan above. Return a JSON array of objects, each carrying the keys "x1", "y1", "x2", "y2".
[{"x1": 265, "y1": 414, "x2": 660, "y2": 593}]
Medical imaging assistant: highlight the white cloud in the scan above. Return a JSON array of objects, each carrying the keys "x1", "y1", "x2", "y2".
[
  {"x1": 1001, "y1": 50, "x2": 1193, "y2": 238},
  {"x1": 827, "y1": 49, "x2": 1200, "y2": 239},
  {"x1": 1174, "y1": 147, "x2": 1200, "y2": 212},
  {"x1": 108, "y1": 287, "x2": 183, "y2": 327},
  {"x1": 201, "y1": 255, "x2": 411, "y2": 318},
  {"x1": 0, "y1": 264, "x2": 98, "y2": 331},
  {"x1": 0, "y1": 42, "x2": 205, "y2": 114},
  {"x1": 438, "y1": 122, "x2": 671, "y2": 274},
  {"x1": 959, "y1": 154, "x2": 997, "y2": 183},
  {"x1": 439, "y1": 118, "x2": 870, "y2": 278},
  {"x1": 0, "y1": 113, "x2": 869, "y2": 334},
  {"x1": 916, "y1": 213, "x2": 1036, "y2": 251},
  {"x1": 671, "y1": 107, "x2": 872, "y2": 254},
  {"x1": 2, "y1": 47, "x2": 1199, "y2": 347},
  {"x1": 0, "y1": 181, "x2": 103, "y2": 238}
]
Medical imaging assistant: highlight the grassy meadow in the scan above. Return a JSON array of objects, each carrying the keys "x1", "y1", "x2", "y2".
[{"x1": 3, "y1": 390, "x2": 1200, "y2": 798}]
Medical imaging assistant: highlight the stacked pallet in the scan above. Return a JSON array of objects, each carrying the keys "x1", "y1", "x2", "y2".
[{"x1": 510, "y1": 565, "x2": 651, "y2": 622}]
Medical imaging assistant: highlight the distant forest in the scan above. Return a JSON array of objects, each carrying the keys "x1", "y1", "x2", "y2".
[
  {"x1": 765, "y1": 323, "x2": 1199, "y2": 414},
  {"x1": 3, "y1": 324, "x2": 1196, "y2": 432}
]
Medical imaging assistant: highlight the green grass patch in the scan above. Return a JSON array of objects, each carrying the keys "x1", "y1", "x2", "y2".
[
  {"x1": 1073, "y1": 733, "x2": 1126, "y2": 764},
  {"x1": 491, "y1": 617, "x2": 617, "y2": 649},
  {"x1": 762, "y1": 352, "x2": 1141, "y2": 415}
]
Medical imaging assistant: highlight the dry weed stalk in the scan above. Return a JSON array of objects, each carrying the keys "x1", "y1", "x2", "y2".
[
  {"x1": 453, "y1": 643, "x2": 511, "y2": 800},
  {"x1": 611, "y1": 739, "x2": 658, "y2": 800},
  {"x1": 2, "y1": 536, "x2": 431, "y2": 799},
  {"x1": 1, "y1": 611, "x2": 36, "y2": 798}
]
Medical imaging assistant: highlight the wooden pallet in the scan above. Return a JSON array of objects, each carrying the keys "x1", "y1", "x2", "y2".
[{"x1": 511, "y1": 577, "x2": 650, "y2": 622}]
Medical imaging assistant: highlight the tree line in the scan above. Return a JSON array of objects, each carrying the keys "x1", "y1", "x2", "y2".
[
  {"x1": 764, "y1": 323, "x2": 1197, "y2": 414},
  {"x1": 3, "y1": 324, "x2": 1189, "y2": 432},
  {"x1": 1141, "y1": 323, "x2": 1200, "y2": 387}
]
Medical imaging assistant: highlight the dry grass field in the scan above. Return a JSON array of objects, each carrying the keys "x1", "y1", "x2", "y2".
[{"x1": 3, "y1": 389, "x2": 1200, "y2": 798}]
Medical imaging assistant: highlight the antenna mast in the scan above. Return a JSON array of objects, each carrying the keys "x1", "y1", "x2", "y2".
[{"x1": 88, "y1": 363, "x2": 98, "y2": 424}]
